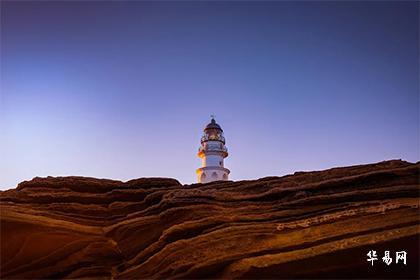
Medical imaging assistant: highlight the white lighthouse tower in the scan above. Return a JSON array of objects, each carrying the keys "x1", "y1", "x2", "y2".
[{"x1": 196, "y1": 117, "x2": 230, "y2": 183}]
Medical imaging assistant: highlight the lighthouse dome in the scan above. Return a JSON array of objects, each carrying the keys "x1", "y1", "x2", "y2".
[{"x1": 204, "y1": 118, "x2": 223, "y2": 132}]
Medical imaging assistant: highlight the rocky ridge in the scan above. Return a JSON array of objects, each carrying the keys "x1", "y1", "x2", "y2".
[{"x1": 1, "y1": 160, "x2": 419, "y2": 279}]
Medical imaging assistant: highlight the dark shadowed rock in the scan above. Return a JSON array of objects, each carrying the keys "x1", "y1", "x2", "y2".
[{"x1": 1, "y1": 160, "x2": 419, "y2": 279}]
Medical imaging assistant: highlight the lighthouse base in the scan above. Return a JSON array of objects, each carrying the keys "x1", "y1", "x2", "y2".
[{"x1": 196, "y1": 166, "x2": 230, "y2": 183}]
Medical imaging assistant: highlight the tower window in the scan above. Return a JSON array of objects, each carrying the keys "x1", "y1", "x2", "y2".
[{"x1": 201, "y1": 173, "x2": 206, "y2": 183}]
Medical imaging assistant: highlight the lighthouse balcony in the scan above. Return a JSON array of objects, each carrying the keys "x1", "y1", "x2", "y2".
[
  {"x1": 198, "y1": 146, "x2": 228, "y2": 156},
  {"x1": 198, "y1": 145, "x2": 228, "y2": 153},
  {"x1": 201, "y1": 134, "x2": 225, "y2": 143}
]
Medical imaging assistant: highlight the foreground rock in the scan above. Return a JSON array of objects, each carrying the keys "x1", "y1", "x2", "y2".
[{"x1": 1, "y1": 160, "x2": 419, "y2": 279}]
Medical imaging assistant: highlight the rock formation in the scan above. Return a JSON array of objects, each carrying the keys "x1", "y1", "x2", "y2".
[{"x1": 1, "y1": 160, "x2": 419, "y2": 279}]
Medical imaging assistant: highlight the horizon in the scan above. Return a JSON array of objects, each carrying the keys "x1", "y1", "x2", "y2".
[
  {"x1": 1, "y1": 1, "x2": 419, "y2": 190},
  {"x1": 2, "y1": 157, "x2": 417, "y2": 189}
]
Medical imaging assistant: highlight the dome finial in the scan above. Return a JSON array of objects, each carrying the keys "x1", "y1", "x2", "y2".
[{"x1": 210, "y1": 114, "x2": 216, "y2": 123}]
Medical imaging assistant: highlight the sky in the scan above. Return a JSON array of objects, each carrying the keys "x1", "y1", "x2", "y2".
[{"x1": 0, "y1": 1, "x2": 419, "y2": 189}]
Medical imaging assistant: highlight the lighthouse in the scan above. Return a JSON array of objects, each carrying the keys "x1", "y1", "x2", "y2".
[{"x1": 196, "y1": 117, "x2": 230, "y2": 183}]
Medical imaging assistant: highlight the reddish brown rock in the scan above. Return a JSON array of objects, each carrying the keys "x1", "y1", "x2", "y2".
[{"x1": 1, "y1": 160, "x2": 419, "y2": 279}]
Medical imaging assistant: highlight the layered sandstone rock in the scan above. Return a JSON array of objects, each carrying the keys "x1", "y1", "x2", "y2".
[{"x1": 1, "y1": 160, "x2": 419, "y2": 279}]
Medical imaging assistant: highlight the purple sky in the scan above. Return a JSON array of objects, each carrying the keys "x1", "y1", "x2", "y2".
[{"x1": 1, "y1": 1, "x2": 419, "y2": 189}]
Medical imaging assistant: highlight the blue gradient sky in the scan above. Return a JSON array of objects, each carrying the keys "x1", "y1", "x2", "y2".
[{"x1": 1, "y1": 1, "x2": 419, "y2": 189}]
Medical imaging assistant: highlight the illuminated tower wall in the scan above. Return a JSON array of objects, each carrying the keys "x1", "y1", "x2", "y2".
[{"x1": 196, "y1": 118, "x2": 230, "y2": 183}]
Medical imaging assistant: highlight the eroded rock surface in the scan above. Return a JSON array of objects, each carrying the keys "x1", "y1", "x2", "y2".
[{"x1": 1, "y1": 160, "x2": 419, "y2": 279}]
